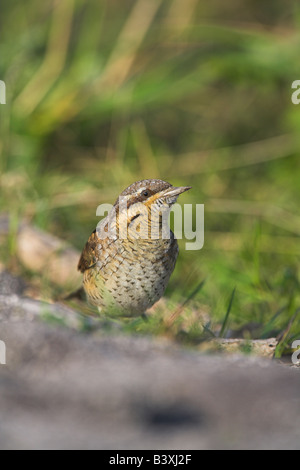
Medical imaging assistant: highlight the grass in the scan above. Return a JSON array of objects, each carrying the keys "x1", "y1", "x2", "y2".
[
  {"x1": 1, "y1": 0, "x2": 300, "y2": 356},
  {"x1": 219, "y1": 287, "x2": 236, "y2": 338}
]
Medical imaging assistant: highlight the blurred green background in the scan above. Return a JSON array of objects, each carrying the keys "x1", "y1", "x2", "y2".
[{"x1": 1, "y1": 0, "x2": 300, "y2": 348}]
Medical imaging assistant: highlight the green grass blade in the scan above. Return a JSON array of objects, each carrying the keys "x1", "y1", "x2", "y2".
[{"x1": 219, "y1": 287, "x2": 236, "y2": 338}]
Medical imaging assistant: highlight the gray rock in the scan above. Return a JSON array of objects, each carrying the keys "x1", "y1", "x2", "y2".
[
  {"x1": 0, "y1": 271, "x2": 299, "y2": 449},
  {"x1": 0, "y1": 271, "x2": 26, "y2": 296}
]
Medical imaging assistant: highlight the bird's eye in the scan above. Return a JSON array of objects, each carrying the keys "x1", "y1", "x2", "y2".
[{"x1": 142, "y1": 190, "x2": 149, "y2": 197}]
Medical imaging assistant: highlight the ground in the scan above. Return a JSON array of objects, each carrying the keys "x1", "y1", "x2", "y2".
[{"x1": 0, "y1": 270, "x2": 299, "y2": 450}]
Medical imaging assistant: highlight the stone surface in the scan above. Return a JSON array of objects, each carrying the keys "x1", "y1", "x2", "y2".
[{"x1": 0, "y1": 271, "x2": 299, "y2": 450}]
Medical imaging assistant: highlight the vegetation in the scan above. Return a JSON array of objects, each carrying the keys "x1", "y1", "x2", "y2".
[{"x1": 1, "y1": 0, "x2": 300, "y2": 354}]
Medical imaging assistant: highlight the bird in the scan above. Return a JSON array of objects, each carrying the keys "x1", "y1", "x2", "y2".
[{"x1": 77, "y1": 179, "x2": 191, "y2": 316}]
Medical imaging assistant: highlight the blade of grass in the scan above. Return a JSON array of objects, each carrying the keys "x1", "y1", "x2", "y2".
[
  {"x1": 219, "y1": 287, "x2": 236, "y2": 338},
  {"x1": 14, "y1": 0, "x2": 74, "y2": 117},
  {"x1": 94, "y1": 0, "x2": 162, "y2": 92},
  {"x1": 274, "y1": 308, "x2": 300, "y2": 358},
  {"x1": 165, "y1": 279, "x2": 205, "y2": 327},
  {"x1": 260, "y1": 305, "x2": 287, "y2": 338}
]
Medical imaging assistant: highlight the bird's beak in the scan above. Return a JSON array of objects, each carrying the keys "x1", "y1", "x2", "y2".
[
  {"x1": 163, "y1": 186, "x2": 192, "y2": 197},
  {"x1": 158, "y1": 185, "x2": 192, "y2": 205}
]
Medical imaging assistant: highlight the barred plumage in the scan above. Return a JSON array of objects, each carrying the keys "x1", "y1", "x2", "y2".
[{"x1": 78, "y1": 179, "x2": 191, "y2": 316}]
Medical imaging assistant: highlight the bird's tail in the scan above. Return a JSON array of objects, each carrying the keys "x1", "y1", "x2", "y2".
[{"x1": 63, "y1": 286, "x2": 86, "y2": 301}]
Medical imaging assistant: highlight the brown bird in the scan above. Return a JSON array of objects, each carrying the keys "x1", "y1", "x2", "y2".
[{"x1": 78, "y1": 179, "x2": 191, "y2": 316}]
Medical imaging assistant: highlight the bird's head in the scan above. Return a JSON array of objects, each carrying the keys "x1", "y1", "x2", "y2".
[
  {"x1": 116, "y1": 179, "x2": 191, "y2": 211},
  {"x1": 111, "y1": 179, "x2": 191, "y2": 240}
]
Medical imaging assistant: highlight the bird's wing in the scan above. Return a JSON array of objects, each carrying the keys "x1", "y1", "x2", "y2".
[{"x1": 77, "y1": 229, "x2": 100, "y2": 273}]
